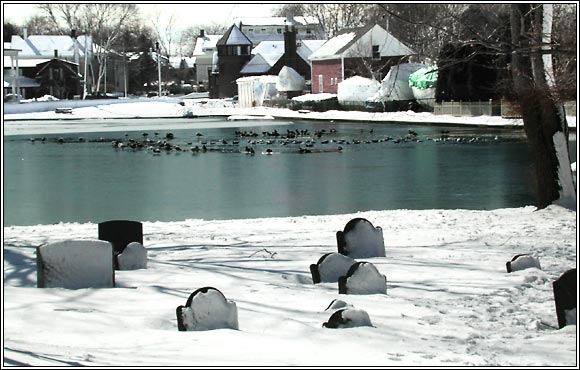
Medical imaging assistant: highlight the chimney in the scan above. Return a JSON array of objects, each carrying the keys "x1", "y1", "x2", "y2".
[
  {"x1": 284, "y1": 24, "x2": 297, "y2": 70},
  {"x1": 54, "y1": 49, "x2": 58, "y2": 58},
  {"x1": 200, "y1": 29, "x2": 205, "y2": 38},
  {"x1": 71, "y1": 29, "x2": 77, "y2": 39},
  {"x1": 23, "y1": 27, "x2": 28, "y2": 39}
]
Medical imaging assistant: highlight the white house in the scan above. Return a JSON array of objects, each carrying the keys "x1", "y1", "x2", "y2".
[
  {"x1": 192, "y1": 30, "x2": 223, "y2": 84},
  {"x1": 235, "y1": 16, "x2": 326, "y2": 44}
]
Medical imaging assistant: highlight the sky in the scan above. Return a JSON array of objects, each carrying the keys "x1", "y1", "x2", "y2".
[{"x1": 3, "y1": 2, "x2": 280, "y2": 32}]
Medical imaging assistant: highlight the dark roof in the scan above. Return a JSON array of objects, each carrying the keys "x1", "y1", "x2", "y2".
[{"x1": 216, "y1": 24, "x2": 252, "y2": 47}]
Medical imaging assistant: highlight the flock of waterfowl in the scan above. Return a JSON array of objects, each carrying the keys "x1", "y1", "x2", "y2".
[{"x1": 26, "y1": 127, "x2": 505, "y2": 156}]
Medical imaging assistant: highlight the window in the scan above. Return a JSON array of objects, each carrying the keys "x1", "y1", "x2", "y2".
[
  {"x1": 240, "y1": 45, "x2": 249, "y2": 55},
  {"x1": 318, "y1": 74, "x2": 323, "y2": 93},
  {"x1": 306, "y1": 29, "x2": 312, "y2": 34},
  {"x1": 277, "y1": 28, "x2": 282, "y2": 34},
  {"x1": 372, "y1": 45, "x2": 380, "y2": 59},
  {"x1": 248, "y1": 28, "x2": 253, "y2": 33}
]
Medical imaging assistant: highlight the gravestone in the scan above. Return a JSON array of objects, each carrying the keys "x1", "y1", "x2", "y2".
[
  {"x1": 325, "y1": 299, "x2": 353, "y2": 312},
  {"x1": 338, "y1": 262, "x2": 387, "y2": 295},
  {"x1": 176, "y1": 287, "x2": 239, "y2": 331},
  {"x1": 323, "y1": 308, "x2": 373, "y2": 329},
  {"x1": 98, "y1": 220, "x2": 143, "y2": 255},
  {"x1": 553, "y1": 268, "x2": 577, "y2": 329},
  {"x1": 117, "y1": 242, "x2": 147, "y2": 270},
  {"x1": 37, "y1": 239, "x2": 115, "y2": 289},
  {"x1": 336, "y1": 218, "x2": 385, "y2": 258},
  {"x1": 310, "y1": 253, "x2": 357, "y2": 284},
  {"x1": 506, "y1": 254, "x2": 541, "y2": 273}
]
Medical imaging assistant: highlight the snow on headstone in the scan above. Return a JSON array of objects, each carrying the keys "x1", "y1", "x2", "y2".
[
  {"x1": 323, "y1": 308, "x2": 373, "y2": 329},
  {"x1": 338, "y1": 262, "x2": 387, "y2": 295},
  {"x1": 98, "y1": 220, "x2": 143, "y2": 256},
  {"x1": 310, "y1": 252, "x2": 357, "y2": 284},
  {"x1": 336, "y1": 218, "x2": 385, "y2": 258},
  {"x1": 117, "y1": 242, "x2": 147, "y2": 270},
  {"x1": 553, "y1": 268, "x2": 577, "y2": 329},
  {"x1": 324, "y1": 299, "x2": 353, "y2": 312},
  {"x1": 176, "y1": 287, "x2": 239, "y2": 331},
  {"x1": 506, "y1": 254, "x2": 542, "y2": 273},
  {"x1": 36, "y1": 239, "x2": 115, "y2": 289}
]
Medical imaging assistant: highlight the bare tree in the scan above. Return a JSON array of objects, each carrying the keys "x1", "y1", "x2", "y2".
[
  {"x1": 151, "y1": 13, "x2": 177, "y2": 57},
  {"x1": 38, "y1": 3, "x2": 140, "y2": 94},
  {"x1": 303, "y1": 3, "x2": 372, "y2": 38}
]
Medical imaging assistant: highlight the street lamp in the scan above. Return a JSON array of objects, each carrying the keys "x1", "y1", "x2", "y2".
[{"x1": 156, "y1": 41, "x2": 162, "y2": 97}]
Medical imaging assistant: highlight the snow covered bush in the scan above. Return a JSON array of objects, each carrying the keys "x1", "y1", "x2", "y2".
[
  {"x1": 338, "y1": 262, "x2": 387, "y2": 295},
  {"x1": 176, "y1": 287, "x2": 239, "y2": 331},
  {"x1": 116, "y1": 242, "x2": 147, "y2": 270},
  {"x1": 506, "y1": 254, "x2": 542, "y2": 273},
  {"x1": 36, "y1": 239, "x2": 114, "y2": 289},
  {"x1": 310, "y1": 252, "x2": 357, "y2": 284},
  {"x1": 336, "y1": 218, "x2": 385, "y2": 258}
]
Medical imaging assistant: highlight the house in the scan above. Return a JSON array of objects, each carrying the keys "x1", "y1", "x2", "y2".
[
  {"x1": 211, "y1": 24, "x2": 253, "y2": 98},
  {"x1": 236, "y1": 15, "x2": 326, "y2": 44},
  {"x1": 34, "y1": 58, "x2": 82, "y2": 99},
  {"x1": 192, "y1": 30, "x2": 222, "y2": 84},
  {"x1": 240, "y1": 25, "x2": 325, "y2": 84},
  {"x1": 8, "y1": 29, "x2": 129, "y2": 97},
  {"x1": 3, "y1": 47, "x2": 41, "y2": 100},
  {"x1": 308, "y1": 23, "x2": 415, "y2": 94}
]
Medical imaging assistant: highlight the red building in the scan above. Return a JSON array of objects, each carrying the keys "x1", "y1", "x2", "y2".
[{"x1": 308, "y1": 24, "x2": 415, "y2": 94}]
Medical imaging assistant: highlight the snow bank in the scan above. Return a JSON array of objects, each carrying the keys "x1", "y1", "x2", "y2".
[{"x1": 337, "y1": 76, "x2": 380, "y2": 104}]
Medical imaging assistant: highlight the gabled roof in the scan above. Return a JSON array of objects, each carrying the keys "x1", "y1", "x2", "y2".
[
  {"x1": 35, "y1": 58, "x2": 81, "y2": 78},
  {"x1": 216, "y1": 24, "x2": 252, "y2": 46},
  {"x1": 235, "y1": 16, "x2": 320, "y2": 27},
  {"x1": 10, "y1": 35, "x2": 93, "y2": 58},
  {"x1": 309, "y1": 24, "x2": 414, "y2": 61},
  {"x1": 240, "y1": 54, "x2": 273, "y2": 74},
  {"x1": 192, "y1": 35, "x2": 223, "y2": 56}
]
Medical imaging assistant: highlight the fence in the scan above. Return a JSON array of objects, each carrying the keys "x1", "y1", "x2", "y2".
[{"x1": 435, "y1": 99, "x2": 577, "y2": 118}]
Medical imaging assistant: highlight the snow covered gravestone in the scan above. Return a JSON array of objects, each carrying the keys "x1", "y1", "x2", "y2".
[
  {"x1": 176, "y1": 287, "x2": 239, "y2": 331},
  {"x1": 116, "y1": 242, "x2": 147, "y2": 270},
  {"x1": 338, "y1": 262, "x2": 387, "y2": 295},
  {"x1": 98, "y1": 220, "x2": 143, "y2": 269},
  {"x1": 553, "y1": 268, "x2": 576, "y2": 329},
  {"x1": 36, "y1": 240, "x2": 115, "y2": 289},
  {"x1": 506, "y1": 254, "x2": 541, "y2": 273},
  {"x1": 336, "y1": 218, "x2": 385, "y2": 259},
  {"x1": 310, "y1": 252, "x2": 357, "y2": 284},
  {"x1": 323, "y1": 308, "x2": 374, "y2": 329}
]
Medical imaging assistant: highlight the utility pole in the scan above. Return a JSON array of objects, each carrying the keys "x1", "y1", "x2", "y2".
[{"x1": 156, "y1": 41, "x2": 162, "y2": 97}]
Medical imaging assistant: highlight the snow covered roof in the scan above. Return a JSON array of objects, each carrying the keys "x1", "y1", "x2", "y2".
[
  {"x1": 309, "y1": 24, "x2": 414, "y2": 61},
  {"x1": 235, "y1": 16, "x2": 320, "y2": 27},
  {"x1": 3, "y1": 75, "x2": 41, "y2": 88},
  {"x1": 216, "y1": 24, "x2": 252, "y2": 46},
  {"x1": 10, "y1": 35, "x2": 93, "y2": 58},
  {"x1": 192, "y1": 35, "x2": 223, "y2": 56},
  {"x1": 309, "y1": 32, "x2": 357, "y2": 61},
  {"x1": 240, "y1": 54, "x2": 274, "y2": 74},
  {"x1": 3, "y1": 57, "x2": 51, "y2": 68}
]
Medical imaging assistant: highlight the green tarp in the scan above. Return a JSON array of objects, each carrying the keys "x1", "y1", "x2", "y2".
[{"x1": 408, "y1": 66, "x2": 438, "y2": 90}]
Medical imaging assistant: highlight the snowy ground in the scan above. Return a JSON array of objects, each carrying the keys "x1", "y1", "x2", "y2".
[
  {"x1": 3, "y1": 206, "x2": 577, "y2": 366},
  {"x1": 2, "y1": 98, "x2": 578, "y2": 366}
]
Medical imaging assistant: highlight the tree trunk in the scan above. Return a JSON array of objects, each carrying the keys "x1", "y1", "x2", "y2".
[{"x1": 510, "y1": 4, "x2": 575, "y2": 209}]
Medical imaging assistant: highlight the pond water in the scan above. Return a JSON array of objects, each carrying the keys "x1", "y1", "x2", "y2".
[{"x1": 3, "y1": 117, "x2": 576, "y2": 226}]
